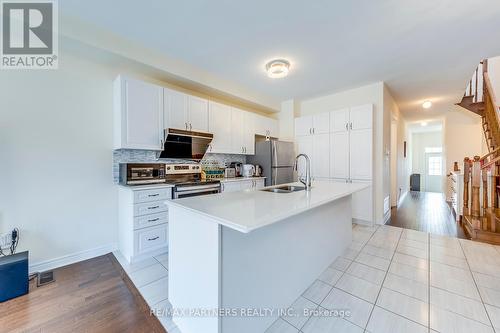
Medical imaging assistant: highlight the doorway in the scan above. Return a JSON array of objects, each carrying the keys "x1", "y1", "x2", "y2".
[{"x1": 425, "y1": 150, "x2": 443, "y2": 193}]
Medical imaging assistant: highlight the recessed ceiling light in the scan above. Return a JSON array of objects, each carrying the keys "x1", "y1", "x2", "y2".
[
  {"x1": 421, "y1": 122, "x2": 428, "y2": 127},
  {"x1": 422, "y1": 101, "x2": 432, "y2": 109},
  {"x1": 265, "y1": 59, "x2": 290, "y2": 79}
]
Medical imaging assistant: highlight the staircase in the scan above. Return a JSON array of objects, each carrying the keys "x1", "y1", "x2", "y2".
[{"x1": 459, "y1": 59, "x2": 500, "y2": 244}]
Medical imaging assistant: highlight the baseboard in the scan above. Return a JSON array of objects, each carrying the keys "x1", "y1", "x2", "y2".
[
  {"x1": 352, "y1": 218, "x2": 373, "y2": 226},
  {"x1": 29, "y1": 243, "x2": 118, "y2": 274}
]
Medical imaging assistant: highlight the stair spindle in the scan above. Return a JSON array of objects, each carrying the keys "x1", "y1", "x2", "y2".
[
  {"x1": 472, "y1": 156, "x2": 481, "y2": 217},
  {"x1": 463, "y1": 157, "x2": 471, "y2": 216}
]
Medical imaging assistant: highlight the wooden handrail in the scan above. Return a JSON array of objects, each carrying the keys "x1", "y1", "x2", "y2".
[
  {"x1": 480, "y1": 147, "x2": 500, "y2": 162},
  {"x1": 481, "y1": 155, "x2": 500, "y2": 170}
]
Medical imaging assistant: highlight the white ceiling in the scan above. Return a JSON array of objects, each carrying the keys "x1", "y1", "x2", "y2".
[{"x1": 60, "y1": 0, "x2": 500, "y2": 118}]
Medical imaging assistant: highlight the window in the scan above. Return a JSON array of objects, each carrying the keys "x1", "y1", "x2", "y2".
[{"x1": 428, "y1": 156, "x2": 442, "y2": 176}]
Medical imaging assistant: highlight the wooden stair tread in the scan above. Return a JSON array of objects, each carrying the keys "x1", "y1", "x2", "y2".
[{"x1": 464, "y1": 212, "x2": 500, "y2": 234}]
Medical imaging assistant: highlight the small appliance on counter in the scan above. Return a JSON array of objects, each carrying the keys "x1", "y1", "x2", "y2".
[
  {"x1": 242, "y1": 164, "x2": 255, "y2": 178},
  {"x1": 224, "y1": 168, "x2": 236, "y2": 178},
  {"x1": 119, "y1": 163, "x2": 166, "y2": 185},
  {"x1": 229, "y1": 162, "x2": 243, "y2": 177},
  {"x1": 254, "y1": 164, "x2": 263, "y2": 177}
]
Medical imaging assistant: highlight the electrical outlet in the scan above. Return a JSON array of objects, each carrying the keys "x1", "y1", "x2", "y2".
[{"x1": 0, "y1": 232, "x2": 11, "y2": 249}]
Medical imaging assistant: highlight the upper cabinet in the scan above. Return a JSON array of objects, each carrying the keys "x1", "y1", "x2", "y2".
[
  {"x1": 208, "y1": 101, "x2": 232, "y2": 153},
  {"x1": 255, "y1": 114, "x2": 279, "y2": 138},
  {"x1": 295, "y1": 112, "x2": 330, "y2": 136},
  {"x1": 163, "y1": 88, "x2": 209, "y2": 132},
  {"x1": 114, "y1": 76, "x2": 277, "y2": 155},
  {"x1": 114, "y1": 76, "x2": 164, "y2": 150}
]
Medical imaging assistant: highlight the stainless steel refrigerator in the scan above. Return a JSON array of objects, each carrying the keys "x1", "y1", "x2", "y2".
[{"x1": 247, "y1": 140, "x2": 295, "y2": 186}]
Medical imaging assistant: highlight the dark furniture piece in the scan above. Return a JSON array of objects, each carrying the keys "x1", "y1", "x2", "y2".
[
  {"x1": 0, "y1": 251, "x2": 28, "y2": 302},
  {"x1": 410, "y1": 174, "x2": 421, "y2": 192}
]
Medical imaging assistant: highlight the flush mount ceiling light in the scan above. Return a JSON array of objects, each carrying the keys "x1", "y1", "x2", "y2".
[
  {"x1": 422, "y1": 101, "x2": 432, "y2": 109},
  {"x1": 421, "y1": 121, "x2": 428, "y2": 127},
  {"x1": 265, "y1": 59, "x2": 290, "y2": 78}
]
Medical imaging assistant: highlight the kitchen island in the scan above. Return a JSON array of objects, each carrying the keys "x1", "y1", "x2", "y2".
[{"x1": 166, "y1": 180, "x2": 370, "y2": 333}]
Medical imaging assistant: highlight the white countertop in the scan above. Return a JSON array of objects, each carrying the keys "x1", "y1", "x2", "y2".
[
  {"x1": 166, "y1": 180, "x2": 370, "y2": 233},
  {"x1": 220, "y1": 176, "x2": 266, "y2": 183}
]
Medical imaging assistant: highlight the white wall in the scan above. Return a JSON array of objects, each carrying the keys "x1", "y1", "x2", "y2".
[
  {"x1": 0, "y1": 51, "x2": 118, "y2": 268},
  {"x1": 298, "y1": 82, "x2": 388, "y2": 224},
  {"x1": 488, "y1": 56, "x2": 500, "y2": 107}
]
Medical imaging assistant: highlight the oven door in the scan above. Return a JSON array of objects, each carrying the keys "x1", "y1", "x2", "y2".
[{"x1": 173, "y1": 184, "x2": 221, "y2": 199}]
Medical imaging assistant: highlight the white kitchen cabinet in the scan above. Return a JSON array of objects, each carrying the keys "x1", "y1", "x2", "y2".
[
  {"x1": 330, "y1": 108, "x2": 350, "y2": 133},
  {"x1": 351, "y1": 180, "x2": 373, "y2": 222},
  {"x1": 350, "y1": 128, "x2": 373, "y2": 180},
  {"x1": 118, "y1": 186, "x2": 171, "y2": 263},
  {"x1": 163, "y1": 88, "x2": 209, "y2": 132},
  {"x1": 330, "y1": 131, "x2": 350, "y2": 179},
  {"x1": 243, "y1": 111, "x2": 255, "y2": 155},
  {"x1": 313, "y1": 112, "x2": 330, "y2": 134},
  {"x1": 313, "y1": 133, "x2": 330, "y2": 178},
  {"x1": 114, "y1": 76, "x2": 164, "y2": 150},
  {"x1": 221, "y1": 178, "x2": 266, "y2": 192},
  {"x1": 349, "y1": 104, "x2": 373, "y2": 130},
  {"x1": 208, "y1": 101, "x2": 232, "y2": 153},
  {"x1": 295, "y1": 135, "x2": 314, "y2": 178},
  {"x1": 188, "y1": 95, "x2": 209, "y2": 132},
  {"x1": 231, "y1": 108, "x2": 245, "y2": 154},
  {"x1": 164, "y1": 87, "x2": 188, "y2": 131},
  {"x1": 295, "y1": 115, "x2": 313, "y2": 136},
  {"x1": 255, "y1": 114, "x2": 279, "y2": 138}
]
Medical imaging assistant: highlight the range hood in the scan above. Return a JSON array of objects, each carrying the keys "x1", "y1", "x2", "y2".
[{"x1": 159, "y1": 128, "x2": 213, "y2": 161}]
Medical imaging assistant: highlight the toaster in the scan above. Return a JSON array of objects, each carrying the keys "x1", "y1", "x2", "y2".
[{"x1": 224, "y1": 168, "x2": 236, "y2": 178}]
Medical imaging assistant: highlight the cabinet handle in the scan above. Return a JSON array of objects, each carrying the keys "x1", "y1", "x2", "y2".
[
  {"x1": 147, "y1": 206, "x2": 160, "y2": 210},
  {"x1": 350, "y1": 123, "x2": 353, "y2": 130},
  {"x1": 148, "y1": 218, "x2": 160, "y2": 222},
  {"x1": 345, "y1": 123, "x2": 348, "y2": 130},
  {"x1": 221, "y1": 183, "x2": 225, "y2": 191},
  {"x1": 313, "y1": 128, "x2": 315, "y2": 134},
  {"x1": 148, "y1": 194, "x2": 159, "y2": 197},
  {"x1": 185, "y1": 122, "x2": 188, "y2": 130},
  {"x1": 190, "y1": 123, "x2": 192, "y2": 131},
  {"x1": 147, "y1": 236, "x2": 159, "y2": 241}
]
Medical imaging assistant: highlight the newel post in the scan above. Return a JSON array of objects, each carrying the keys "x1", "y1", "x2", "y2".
[
  {"x1": 463, "y1": 157, "x2": 471, "y2": 216},
  {"x1": 471, "y1": 156, "x2": 481, "y2": 217}
]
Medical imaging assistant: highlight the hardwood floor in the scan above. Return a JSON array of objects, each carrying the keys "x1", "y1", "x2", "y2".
[
  {"x1": 0, "y1": 254, "x2": 166, "y2": 333},
  {"x1": 387, "y1": 191, "x2": 467, "y2": 238}
]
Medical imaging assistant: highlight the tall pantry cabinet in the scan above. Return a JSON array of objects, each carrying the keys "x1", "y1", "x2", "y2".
[{"x1": 295, "y1": 104, "x2": 374, "y2": 224}]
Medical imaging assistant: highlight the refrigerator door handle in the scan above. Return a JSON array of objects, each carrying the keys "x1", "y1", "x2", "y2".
[{"x1": 272, "y1": 140, "x2": 278, "y2": 168}]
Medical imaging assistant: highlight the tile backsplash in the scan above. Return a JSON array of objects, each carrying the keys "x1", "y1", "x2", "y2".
[{"x1": 112, "y1": 149, "x2": 246, "y2": 183}]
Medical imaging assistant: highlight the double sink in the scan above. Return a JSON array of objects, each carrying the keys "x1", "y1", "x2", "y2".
[{"x1": 261, "y1": 185, "x2": 305, "y2": 194}]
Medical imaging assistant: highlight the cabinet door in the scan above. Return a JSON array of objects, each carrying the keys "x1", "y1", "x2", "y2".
[
  {"x1": 295, "y1": 115, "x2": 313, "y2": 137},
  {"x1": 312, "y1": 112, "x2": 330, "y2": 134},
  {"x1": 350, "y1": 129, "x2": 372, "y2": 180},
  {"x1": 352, "y1": 181, "x2": 373, "y2": 222},
  {"x1": 231, "y1": 108, "x2": 245, "y2": 154},
  {"x1": 122, "y1": 78, "x2": 163, "y2": 150},
  {"x1": 330, "y1": 108, "x2": 350, "y2": 133},
  {"x1": 295, "y1": 135, "x2": 313, "y2": 179},
  {"x1": 255, "y1": 179, "x2": 265, "y2": 189},
  {"x1": 269, "y1": 118, "x2": 279, "y2": 138},
  {"x1": 164, "y1": 88, "x2": 188, "y2": 131},
  {"x1": 240, "y1": 180, "x2": 254, "y2": 191},
  {"x1": 350, "y1": 104, "x2": 373, "y2": 130},
  {"x1": 187, "y1": 96, "x2": 209, "y2": 132},
  {"x1": 330, "y1": 132, "x2": 350, "y2": 180},
  {"x1": 313, "y1": 133, "x2": 330, "y2": 178},
  {"x1": 222, "y1": 182, "x2": 241, "y2": 193},
  {"x1": 208, "y1": 101, "x2": 232, "y2": 153},
  {"x1": 243, "y1": 111, "x2": 255, "y2": 155}
]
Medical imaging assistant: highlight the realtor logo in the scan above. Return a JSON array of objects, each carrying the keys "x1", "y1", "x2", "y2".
[{"x1": 1, "y1": 0, "x2": 58, "y2": 69}]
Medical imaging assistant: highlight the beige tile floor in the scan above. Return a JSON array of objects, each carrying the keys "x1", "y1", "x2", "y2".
[{"x1": 266, "y1": 224, "x2": 500, "y2": 333}]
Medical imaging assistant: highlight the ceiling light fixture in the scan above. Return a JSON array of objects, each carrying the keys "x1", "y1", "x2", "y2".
[
  {"x1": 422, "y1": 101, "x2": 432, "y2": 109},
  {"x1": 265, "y1": 59, "x2": 290, "y2": 78},
  {"x1": 421, "y1": 122, "x2": 428, "y2": 127}
]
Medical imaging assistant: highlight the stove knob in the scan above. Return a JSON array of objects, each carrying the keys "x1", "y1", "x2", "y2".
[{"x1": 167, "y1": 166, "x2": 171, "y2": 170}]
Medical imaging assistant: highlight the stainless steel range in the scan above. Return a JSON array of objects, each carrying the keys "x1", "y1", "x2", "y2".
[{"x1": 166, "y1": 164, "x2": 221, "y2": 199}]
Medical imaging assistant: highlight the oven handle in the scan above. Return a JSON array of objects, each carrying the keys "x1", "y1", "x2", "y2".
[
  {"x1": 174, "y1": 187, "x2": 220, "y2": 198},
  {"x1": 174, "y1": 184, "x2": 221, "y2": 192}
]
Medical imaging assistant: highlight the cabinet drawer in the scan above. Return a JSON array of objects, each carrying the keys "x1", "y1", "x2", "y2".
[
  {"x1": 134, "y1": 188, "x2": 171, "y2": 203},
  {"x1": 134, "y1": 212, "x2": 168, "y2": 230},
  {"x1": 134, "y1": 200, "x2": 168, "y2": 216},
  {"x1": 134, "y1": 224, "x2": 168, "y2": 254}
]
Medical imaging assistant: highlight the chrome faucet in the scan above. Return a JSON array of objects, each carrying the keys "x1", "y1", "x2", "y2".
[{"x1": 294, "y1": 154, "x2": 312, "y2": 191}]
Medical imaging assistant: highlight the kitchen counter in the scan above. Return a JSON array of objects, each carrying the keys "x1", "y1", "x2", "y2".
[
  {"x1": 166, "y1": 180, "x2": 368, "y2": 233},
  {"x1": 168, "y1": 179, "x2": 370, "y2": 333}
]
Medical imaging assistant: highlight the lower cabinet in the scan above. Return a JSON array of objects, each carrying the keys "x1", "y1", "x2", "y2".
[
  {"x1": 221, "y1": 178, "x2": 265, "y2": 192},
  {"x1": 118, "y1": 186, "x2": 171, "y2": 263}
]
